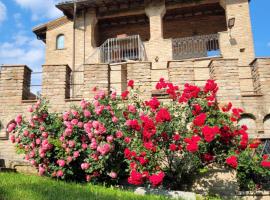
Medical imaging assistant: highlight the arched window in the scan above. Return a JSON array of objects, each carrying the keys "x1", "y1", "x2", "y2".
[
  {"x1": 56, "y1": 34, "x2": 65, "y2": 50},
  {"x1": 238, "y1": 114, "x2": 257, "y2": 134}
]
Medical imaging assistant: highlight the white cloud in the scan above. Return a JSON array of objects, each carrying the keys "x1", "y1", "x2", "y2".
[
  {"x1": 0, "y1": 1, "x2": 7, "y2": 25},
  {"x1": 13, "y1": 13, "x2": 23, "y2": 28},
  {"x1": 14, "y1": 0, "x2": 62, "y2": 21},
  {"x1": 0, "y1": 32, "x2": 44, "y2": 72}
]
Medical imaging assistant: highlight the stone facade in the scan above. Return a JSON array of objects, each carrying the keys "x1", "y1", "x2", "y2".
[{"x1": 32, "y1": 0, "x2": 254, "y2": 91}]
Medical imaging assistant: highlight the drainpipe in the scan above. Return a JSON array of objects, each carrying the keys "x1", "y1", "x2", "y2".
[{"x1": 72, "y1": 1, "x2": 77, "y2": 98}]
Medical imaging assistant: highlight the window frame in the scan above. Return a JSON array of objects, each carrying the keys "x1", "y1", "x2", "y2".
[{"x1": 56, "y1": 34, "x2": 65, "y2": 50}]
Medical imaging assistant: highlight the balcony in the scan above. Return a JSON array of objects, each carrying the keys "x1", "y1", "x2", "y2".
[
  {"x1": 99, "y1": 35, "x2": 146, "y2": 63},
  {"x1": 172, "y1": 34, "x2": 220, "y2": 60}
]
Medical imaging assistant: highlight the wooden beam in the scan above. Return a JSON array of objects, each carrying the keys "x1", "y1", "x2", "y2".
[{"x1": 97, "y1": 7, "x2": 146, "y2": 20}]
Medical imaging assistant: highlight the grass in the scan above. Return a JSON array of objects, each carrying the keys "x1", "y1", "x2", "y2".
[{"x1": 0, "y1": 173, "x2": 167, "y2": 200}]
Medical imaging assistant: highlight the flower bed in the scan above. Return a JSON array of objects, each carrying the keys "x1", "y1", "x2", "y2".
[{"x1": 7, "y1": 78, "x2": 270, "y2": 191}]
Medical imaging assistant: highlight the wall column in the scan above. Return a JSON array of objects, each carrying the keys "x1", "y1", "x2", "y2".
[
  {"x1": 127, "y1": 62, "x2": 152, "y2": 100},
  {"x1": 145, "y1": 0, "x2": 169, "y2": 87},
  {"x1": 209, "y1": 59, "x2": 242, "y2": 107},
  {"x1": 83, "y1": 64, "x2": 110, "y2": 100},
  {"x1": 219, "y1": 0, "x2": 255, "y2": 66},
  {"x1": 84, "y1": 9, "x2": 98, "y2": 63},
  {"x1": 42, "y1": 65, "x2": 71, "y2": 112},
  {"x1": 0, "y1": 65, "x2": 32, "y2": 137}
]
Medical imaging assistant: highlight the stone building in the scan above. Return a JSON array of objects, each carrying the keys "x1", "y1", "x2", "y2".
[{"x1": 0, "y1": 0, "x2": 270, "y2": 172}]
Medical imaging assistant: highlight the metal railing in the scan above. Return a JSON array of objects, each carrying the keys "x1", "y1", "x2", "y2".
[
  {"x1": 172, "y1": 34, "x2": 220, "y2": 60},
  {"x1": 28, "y1": 71, "x2": 42, "y2": 100},
  {"x1": 100, "y1": 35, "x2": 146, "y2": 63}
]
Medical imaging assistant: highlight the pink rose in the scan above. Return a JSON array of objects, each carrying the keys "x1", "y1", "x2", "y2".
[
  {"x1": 23, "y1": 130, "x2": 29, "y2": 137},
  {"x1": 84, "y1": 110, "x2": 91, "y2": 118},
  {"x1": 86, "y1": 175, "x2": 91, "y2": 182},
  {"x1": 7, "y1": 123, "x2": 16, "y2": 133},
  {"x1": 36, "y1": 138, "x2": 41, "y2": 145},
  {"x1": 77, "y1": 122, "x2": 84, "y2": 128},
  {"x1": 71, "y1": 110, "x2": 79, "y2": 118},
  {"x1": 28, "y1": 106, "x2": 34, "y2": 112},
  {"x1": 67, "y1": 156, "x2": 73, "y2": 163},
  {"x1": 71, "y1": 119, "x2": 78, "y2": 125},
  {"x1": 90, "y1": 142, "x2": 97, "y2": 150},
  {"x1": 82, "y1": 143, "x2": 88, "y2": 150},
  {"x1": 111, "y1": 92, "x2": 117, "y2": 100},
  {"x1": 80, "y1": 100, "x2": 88, "y2": 109},
  {"x1": 42, "y1": 132, "x2": 48, "y2": 138},
  {"x1": 92, "y1": 121, "x2": 99, "y2": 129},
  {"x1": 57, "y1": 159, "x2": 66, "y2": 167},
  {"x1": 97, "y1": 143, "x2": 111, "y2": 156},
  {"x1": 109, "y1": 171, "x2": 118, "y2": 179},
  {"x1": 15, "y1": 114, "x2": 22, "y2": 124},
  {"x1": 112, "y1": 116, "x2": 118, "y2": 123},
  {"x1": 106, "y1": 135, "x2": 114, "y2": 143},
  {"x1": 115, "y1": 131, "x2": 123, "y2": 139},
  {"x1": 128, "y1": 105, "x2": 136, "y2": 113},
  {"x1": 10, "y1": 135, "x2": 15, "y2": 143},
  {"x1": 81, "y1": 163, "x2": 90, "y2": 170},
  {"x1": 56, "y1": 170, "x2": 64, "y2": 177},
  {"x1": 68, "y1": 140, "x2": 76, "y2": 148},
  {"x1": 63, "y1": 128, "x2": 72, "y2": 137},
  {"x1": 73, "y1": 151, "x2": 80, "y2": 158},
  {"x1": 38, "y1": 166, "x2": 45, "y2": 176}
]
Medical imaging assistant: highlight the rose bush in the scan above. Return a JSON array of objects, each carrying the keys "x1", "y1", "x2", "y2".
[{"x1": 7, "y1": 78, "x2": 270, "y2": 190}]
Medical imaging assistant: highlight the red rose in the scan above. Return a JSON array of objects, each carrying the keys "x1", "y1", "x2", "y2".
[
  {"x1": 169, "y1": 143, "x2": 177, "y2": 151},
  {"x1": 261, "y1": 161, "x2": 270, "y2": 168},
  {"x1": 204, "y1": 79, "x2": 218, "y2": 94},
  {"x1": 156, "y1": 108, "x2": 171, "y2": 123},
  {"x1": 193, "y1": 113, "x2": 206, "y2": 127},
  {"x1": 128, "y1": 80, "x2": 134, "y2": 88},
  {"x1": 144, "y1": 141, "x2": 156, "y2": 152},
  {"x1": 202, "y1": 126, "x2": 219, "y2": 143},
  {"x1": 149, "y1": 172, "x2": 165, "y2": 187},
  {"x1": 192, "y1": 104, "x2": 202, "y2": 115},
  {"x1": 184, "y1": 136, "x2": 201, "y2": 153},
  {"x1": 121, "y1": 90, "x2": 129, "y2": 100},
  {"x1": 124, "y1": 148, "x2": 131, "y2": 159},
  {"x1": 145, "y1": 97, "x2": 160, "y2": 110},
  {"x1": 263, "y1": 154, "x2": 269, "y2": 160},
  {"x1": 173, "y1": 134, "x2": 180, "y2": 141},
  {"x1": 226, "y1": 156, "x2": 238, "y2": 169},
  {"x1": 128, "y1": 170, "x2": 143, "y2": 185},
  {"x1": 222, "y1": 102, "x2": 232, "y2": 112},
  {"x1": 138, "y1": 157, "x2": 148, "y2": 165}
]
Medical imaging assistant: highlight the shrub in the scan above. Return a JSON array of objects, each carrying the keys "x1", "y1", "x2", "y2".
[{"x1": 7, "y1": 78, "x2": 270, "y2": 190}]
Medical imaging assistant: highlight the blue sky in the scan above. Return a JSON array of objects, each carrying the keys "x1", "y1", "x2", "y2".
[{"x1": 0, "y1": 0, "x2": 269, "y2": 73}]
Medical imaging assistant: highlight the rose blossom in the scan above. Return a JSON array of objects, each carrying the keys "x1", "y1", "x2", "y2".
[
  {"x1": 73, "y1": 151, "x2": 80, "y2": 158},
  {"x1": 57, "y1": 159, "x2": 66, "y2": 167},
  {"x1": 109, "y1": 171, "x2": 118, "y2": 179},
  {"x1": 56, "y1": 170, "x2": 64, "y2": 177},
  {"x1": 115, "y1": 131, "x2": 123, "y2": 138},
  {"x1": 84, "y1": 110, "x2": 91, "y2": 118}
]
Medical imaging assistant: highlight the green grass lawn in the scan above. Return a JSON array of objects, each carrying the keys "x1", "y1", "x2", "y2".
[{"x1": 0, "y1": 173, "x2": 167, "y2": 200}]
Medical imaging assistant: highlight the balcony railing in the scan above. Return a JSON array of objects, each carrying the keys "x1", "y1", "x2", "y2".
[
  {"x1": 100, "y1": 35, "x2": 146, "y2": 63},
  {"x1": 172, "y1": 34, "x2": 220, "y2": 60}
]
